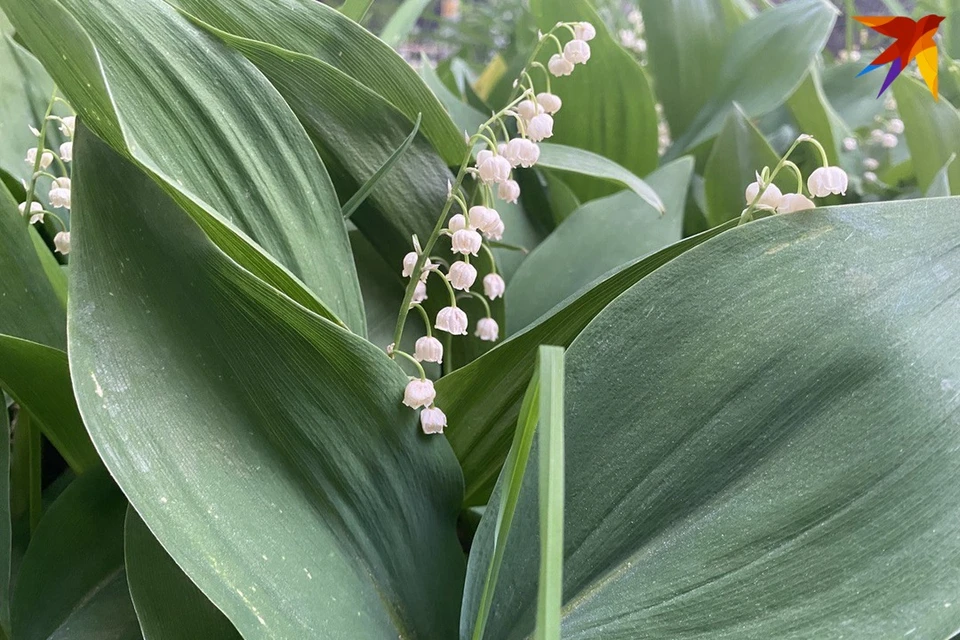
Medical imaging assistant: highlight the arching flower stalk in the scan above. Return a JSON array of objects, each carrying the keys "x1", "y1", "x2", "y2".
[{"x1": 389, "y1": 20, "x2": 596, "y2": 434}]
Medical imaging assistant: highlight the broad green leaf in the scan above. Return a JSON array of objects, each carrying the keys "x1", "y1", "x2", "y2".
[
  {"x1": 926, "y1": 153, "x2": 956, "y2": 197},
  {"x1": 166, "y1": 0, "x2": 465, "y2": 164},
  {"x1": 342, "y1": 114, "x2": 422, "y2": 220},
  {"x1": 124, "y1": 508, "x2": 240, "y2": 640},
  {"x1": 438, "y1": 220, "x2": 738, "y2": 506},
  {"x1": 0, "y1": 400, "x2": 9, "y2": 638},
  {"x1": 462, "y1": 197, "x2": 960, "y2": 639},
  {"x1": 536, "y1": 144, "x2": 664, "y2": 213},
  {"x1": 420, "y1": 57, "x2": 487, "y2": 134},
  {"x1": 339, "y1": 0, "x2": 373, "y2": 22},
  {"x1": 507, "y1": 157, "x2": 693, "y2": 333},
  {"x1": 539, "y1": 170, "x2": 580, "y2": 226},
  {"x1": 2, "y1": 0, "x2": 365, "y2": 332},
  {"x1": 69, "y1": 123, "x2": 464, "y2": 637},
  {"x1": 639, "y1": 0, "x2": 747, "y2": 138},
  {"x1": 0, "y1": 182, "x2": 64, "y2": 348},
  {"x1": 380, "y1": 0, "x2": 433, "y2": 47},
  {"x1": 821, "y1": 61, "x2": 886, "y2": 130},
  {"x1": 0, "y1": 335, "x2": 98, "y2": 473},
  {"x1": 11, "y1": 469, "x2": 140, "y2": 640},
  {"x1": 670, "y1": 0, "x2": 838, "y2": 154},
  {"x1": 893, "y1": 74, "x2": 960, "y2": 195},
  {"x1": 786, "y1": 68, "x2": 846, "y2": 165},
  {"x1": 529, "y1": 0, "x2": 658, "y2": 201},
  {"x1": 703, "y1": 107, "x2": 787, "y2": 227}
]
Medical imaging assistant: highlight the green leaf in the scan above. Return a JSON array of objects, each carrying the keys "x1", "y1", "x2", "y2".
[
  {"x1": 926, "y1": 153, "x2": 956, "y2": 198},
  {"x1": 534, "y1": 345, "x2": 564, "y2": 640},
  {"x1": 703, "y1": 106, "x2": 786, "y2": 227},
  {"x1": 11, "y1": 469, "x2": 140, "y2": 640},
  {"x1": 529, "y1": 0, "x2": 658, "y2": 201},
  {"x1": 893, "y1": 74, "x2": 960, "y2": 195},
  {"x1": 0, "y1": 182, "x2": 65, "y2": 349},
  {"x1": 380, "y1": 0, "x2": 433, "y2": 47},
  {"x1": 125, "y1": 508, "x2": 240, "y2": 640},
  {"x1": 461, "y1": 197, "x2": 960, "y2": 638},
  {"x1": 166, "y1": 0, "x2": 465, "y2": 165},
  {"x1": 0, "y1": 335, "x2": 99, "y2": 474},
  {"x1": 69, "y1": 119, "x2": 464, "y2": 637},
  {"x1": 3, "y1": 0, "x2": 366, "y2": 332},
  {"x1": 420, "y1": 57, "x2": 487, "y2": 134},
  {"x1": 0, "y1": 401, "x2": 10, "y2": 638},
  {"x1": 507, "y1": 157, "x2": 693, "y2": 333},
  {"x1": 536, "y1": 144, "x2": 664, "y2": 213},
  {"x1": 639, "y1": 0, "x2": 747, "y2": 138},
  {"x1": 338, "y1": 0, "x2": 373, "y2": 22},
  {"x1": 670, "y1": 0, "x2": 838, "y2": 154},
  {"x1": 438, "y1": 220, "x2": 738, "y2": 506},
  {"x1": 821, "y1": 61, "x2": 886, "y2": 131},
  {"x1": 786, "y1": 68, "x2": 847, "y2": 165}
]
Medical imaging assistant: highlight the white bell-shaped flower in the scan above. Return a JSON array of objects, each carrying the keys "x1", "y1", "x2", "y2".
[
  {"x1": 48, "y1": 177, "x2": 71, "y2": 209},
  {"x1": 436, "y1": 306, "x2": 468, "y2": 335},
  {"x1": 864, "y1": 171, "x2": 877, "y2": 182},
  {"x1": 807, "y1": 166, "x2": 848, "y2": 197},
  {"x1": 476, "y1": 149, "x2": 512, "y2": 184},
  {"x1": 536, "y1": 92, "x2": 562, "y2": 114},
  {"x1": 447, "y1": 261, "x2": 478, "y2": 291},
  {"x1": 410, "y1": 280, "x2": 428, "y2": 306},
  {"x1": 498, "y1": 180, "x2": 520, "y2": 204},
  {"x1": 59, "y1": 116, "x2": 76, "y2": 138},
  {"x1": 563, "y1": 40, "x2": 591, "y2": 64},
  {"x1": 468, "y1": 206, "x2": 502, "y2": 236},
  {"x1": 744, "y1": 177, "x2": 782, "y2": 209},
  {"x1": 403, "y1": 378, "x2": 436, "y2": 409},
  {"x1": 574, "y1": 22, "x2": 597, "y2": 41},
  {"x1": 863, "y1": 157, "x2": 879, "y2": 170},
  {"x1": 53, "y1": 231, "x2": 71, "y2": 255},
  {"x1": 485, "y1": 218, "x2": 505, "y2": 241},
  {"x1": 448, "y1": 213, "x2": 468, "y2": 232},
  {"x1": 451, "y1": 228, "x2": 483, "y2": 256},
  {"x1": 475, "y1": 317, "x2": 499, "y2": 342},
  {"x1": 887, "y1": 118, "x2": 904, "y2": 134},
  {"x1": 414, "y1": 336, "x2": 443, "y2": 363},
  {"x1": 842, "y1": 137, "x2": 857, "y2": 151},
  {"x1": 59, "y1": 142, "x2": 73, "y2": 162},
  {"x1": 880, "y1": 133, "x2": 898, "y2": 148},
  {"x1": 420, "y1": 406, "x2": 447, "y2": 434},
  {"x1": 26, "y1": 148, "x2": 54, "y2": 170},
  {"x1": 504, "y1": 138, "x2": 539, "y2": 168},
  {"x1": 526, "y1": 114, "x2": 554, "y2": 142},
  {"x1": 548, "y1": 53, "x2": 574, "y2": 77},
  {"x1": 777, "y1": 193, "x2": 816, "y2": 214},
  {"x1": 18, "y1": 201, "x2": 42, "y2": 215},
  {"x1": 483, "y1": 273, "x2": 506, "y2": 300},
  {"x1": 516, "y1": 99, "x2": 543, "y2": 122}
]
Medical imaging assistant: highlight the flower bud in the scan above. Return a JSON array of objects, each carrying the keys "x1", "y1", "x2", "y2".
[
  {"x1": 807, "y1": 166, "x2": 848, "y2": 197},
  {"x1": 574, "y1": 22, "x2": 596, "y2": 41},
  {"x1": 563, "y1": 39, "x2": 591, "y2": 64},
  {"x1": 420, "y1": 406, "x2": 447, "y2": 434},
  {"x1": 48, "y1": 177, "x2": 71, "y2": 209},
  {"x1": 475, "y1": 317, "x2": 499, "y2": 342},
  {"x1": 863, "y1": 157, "x2": 879, "y2": 170},
  {"x1": 887, "y1": 118, "x2": 904, "y2": 135},
  {"x1": 483, "y1": 273, "x2": 506, "y2": 300},
  {"x1": 744, "y1": 178, "x2": 782, "y2": 209},
  {"x1": 776, "y1": 193, "x2": 816, "y2": 214},
  {"x1": 59, "y1": 142, "x2": 73, "y2": 163},
  {"x1": 448, "y1": 213, "x2": 468, "y2": 232},
  {"x1": 548, "y1": 53, "x2": 574, "y2": 77},
  {"x1": 468, "y1": 206, "x2": 501, "y2": 234},
  {"x1": 498, "y1": 180, "x2": 520, "y2": 204},
  {"x1": 842, "y1": 137, "x2": 857, "y2": 151},
  {"x1": 526, "y1": 114, "x2": 554, "y2": 142},
  {"x1": 53, "y1": 231, "x2": 71, "y2": 255},
  {"x1": 536, "y1": 92, "x2": 562, "y2": 114},
  {"x1": 880, "y1": 133, "x2": 898, "y2": 148},
  {"x1": 410, "y1": 280, "x2": 428, "y2": 306},
  {"x1": 59, "y1": 116, "x2": 76, "y2": 138},
  {"x1": 447, "y1": 261, "x2": 478, "y2": 291},
  {"x1": 403, "y1": 378, "x2": 435, "y2": 409},
  {"x1": 414, "y1": 336, "x2": 443, "y2": 363},
  {"x1": 517, "y1": 99, "x2": 543, "y2": 122},
  {"x1": 436, "y1": 306, "x2": 468, "y2": 335},
  {"x1": 26, "y1": 148, "x2": 53, "y2": 170},
  {"x1": 451, "y1": 228, "x2": 482, "y2": 256}
]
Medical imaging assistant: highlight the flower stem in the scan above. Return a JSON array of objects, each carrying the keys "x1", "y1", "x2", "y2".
[
  {"x1": 22, "y1": 87, "x2": 58, "y2": 220},
  {"x1": 742, "y1": 135, "x2": 807, "y2": 221},
  {"x1": 413, "y1": 304, "x2": 433, "y2": 338},
  {"x1": 394, "y1": 349, "x2": 427, "y2": 379}
]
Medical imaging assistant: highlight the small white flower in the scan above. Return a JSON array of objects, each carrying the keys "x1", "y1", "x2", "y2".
[
  {"x1": 25, "y1": 148, "x2": 54, "y2": 170},
  {"x1": 574, "y1": 22, "x2": 596, "y2": 42},
  {"x1": 536, "y1": 92, "x2": 562, "y2": 114},
  {"x1": 53, "y1": 231, "x2": 70, "y2": 255},
  {"x1": 864, "y1": 171, "x2": 878, "y2": 182},
  {"x1": 468, "y1": 206, "x2": 501, "y2": 234},
  {"x1": 807, "y1": 166, "x2": 848, "y2": 197},
  {"x1": 849, "y1": 49, "x2": 862, "y2": 62},
  {"x1": 59, "y1": 116, "x2": 76, "y2": 137},
  {"x1": 516, "y1": 99, "x2": 543, "y2": 122},
  {"x1": 842, "y1": 137, "x2": 857, "y2": 151},
  {"x1": 447, "y1": 261, "x2": 478, "y2": 291},
  {"x1": 526, "y1": 114, "x2": 554, "y2": 142},
  {"x1": 59, "y1": 142, "x2": 73, "y2": 162},
  {"x1": 776, "y1": 193, "x2": 816, "y2": 214},
  {"x1": 886, "y1": 118, "x2": 904, "y2": 134},
  {"x1": 880, "y1": 133, "x2": 898, "y2": 148},
  {"x1": 18, "y1": 201, "x2": 42, "y2": 215},
  {"x1": 884, "y1": 96, "x2": 897, "y2": 111},
  {"x1": 414, "y1": 336, "x2": 443, "y2": 363},
  {"x1": 448, "y1": 213, "x2": 468, "y2": 232},
  {"x1": 420, "y1": 406, "x2": 447, "y2": 434},
  {"x1": 504, "y1": 138, "x2": 539, "y2": 168},
  {"x1": 486, "y1": 218, "x2": 505, "y2": 241},
  {"x1": 403, "y1": 378, "x2": 436, "y2": 409},
  {"x1": 869, "y1": 129, "x2": 884, "y2": 143},
  {"x1": 475, "y1": 317, "x2": 499, "y2": 342},
  {"x1": 863, "y1": 157, "x2": 879, "y2": 170},
  {"x1": 436, "y1": 306, "x2": 468, "y2": 335},
  {"x1": 563, "y1": 40, "x2": 591, "y2": 65},
  {"x1": 548, "y1": 53, "x2": 574, "y2": 77},
  {"x1": 476, "y1": 150, "x2": 512, "y2": 184},
  {"x1": 410, "y1": 280, "x2": 428, "y2": 306},
  {"x1": 744, "y1": 177, "x2": 782, "y2": 209},
  {"x1": 48, "y1": 177, "x2": 71, "y2": 209},
  {"x1": 498, "y1": 180, "x2": 520, "y2": 204},
  {"x1": 451, "y1": 228, "x2": 482, "y2": 256},
  {"x1": 483, "y1": 273, "x2": 506, "y2": 300}
]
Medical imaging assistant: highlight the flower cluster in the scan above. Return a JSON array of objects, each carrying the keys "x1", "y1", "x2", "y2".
[
  {"x1": 839, "y1": 96, "x2": 902, "y2": 184},
  {"x1": 20, "y1": 111, "x2": 75, "y2": 255},
  {"x1": 392, "y1": 21, "x2": 595, "y2": 435},
  {"x1": 741, "y1": 134, "x2": 849, "y2": 221}
]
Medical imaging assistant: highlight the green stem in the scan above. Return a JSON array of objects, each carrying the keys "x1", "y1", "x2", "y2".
[
  {"x1": 480, "y1": 243, "x2": 498, "y2": 275},
  {"x1": 467, "y1": 290, "x2": 492, "y2": 317},
  {"x1": 413, "y1": 303, "x2": 433, "y2": 338},
  {"x1": 394, "y1": 349, "x2": 427, "y2": 379},
  {"x1": 782, "y1": 160, "x2": 805, "y2": 194},
  {"x1": 844, "y1": 0, "x2": 854, "y2": 53},
  {"x1": 741, "y1": 136, "x2": 807, "y2": 222},
  {"x1": 25, "y1": 413, "x2": 42, "y2": 535},
  {"x1": 22, "y1": 87, "x2": 58, "y2": 220}
]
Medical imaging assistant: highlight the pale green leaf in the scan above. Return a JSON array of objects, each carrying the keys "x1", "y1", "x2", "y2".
[
  {"x1": 894, "y1": 73, "x2": 960, "y2": 195},
  {"x1": 381, "y1": 0, "x2": 433, "y2": 47}
]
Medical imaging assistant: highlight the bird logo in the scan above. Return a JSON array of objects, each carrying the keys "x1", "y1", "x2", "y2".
[{"x1": 854, "y1": 14, "x2": 945, "y2": 101}]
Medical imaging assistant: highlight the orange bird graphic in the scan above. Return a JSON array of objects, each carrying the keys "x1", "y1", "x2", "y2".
[{"x1": 854, "y1": 14, "x2": 945, "y2": 100}]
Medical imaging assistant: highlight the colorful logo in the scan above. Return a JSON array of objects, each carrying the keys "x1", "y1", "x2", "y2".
[{"x1": 855, "y1": 14, "x2": 945, "y2": 101}]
